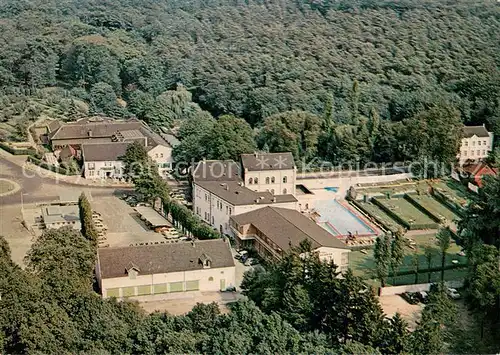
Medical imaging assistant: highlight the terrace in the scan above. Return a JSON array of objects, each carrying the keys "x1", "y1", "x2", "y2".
[{"x1": 373, "y1": 196, "x2": 439, "y2": 230}]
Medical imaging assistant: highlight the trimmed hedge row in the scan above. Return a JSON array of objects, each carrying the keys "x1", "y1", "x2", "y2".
[
  {"x1": 371, "y1": 197, "x2": 439, "y2": 230},
  {"x1": 403, "y1": 194, "x2": 442, "y2": 223},
  {"x1": 389, "y1": 262, "x2": 467, "y2": 278},
  {"x1": 27, "y1": 155, "x2": 76, "y2": 175},
  {"x1": 162, "y1": 197, "x2": 220, "y2": 240},
  {"x1": 0, "y1": 142, "x2": 37, "y2": 156},
  {"x1": 431, "y1": 188, "x2": 465, "y2": 218}
]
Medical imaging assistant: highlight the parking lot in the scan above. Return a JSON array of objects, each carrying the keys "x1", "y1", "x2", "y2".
[{"x1": 91, "y1": 196, "x2": 165, "y2": 247}]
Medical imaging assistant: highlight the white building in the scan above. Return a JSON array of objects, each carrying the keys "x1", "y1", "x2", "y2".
[
  {"x1": 81, "y1": 142, "x2": 128, "y2": 179},
  {"x1": 191, "y1": 159, "x2": 298, "y2": 235},
  {"x1": 96, "y1": 239, "x2": 236, "y2": 298},
  {"x1": 241, "y1": 152, "x2": 296, "y2": 195},
  {"x1": 458, "y1": 125, "x2": 494, "y2": 165},
  {"x1": 229, "y1": 206, "x2": 350, "y2": 271},
  {"x1": 41, "y1": 205, "x2": 81, "y2": 230}
]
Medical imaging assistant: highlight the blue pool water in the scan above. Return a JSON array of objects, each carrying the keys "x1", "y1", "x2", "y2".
[
  {"x1": 316, "y1": 200, "x2": 376, "y2": 236},
  {"x1": 324, "y1": 187, "x2": 339, "y2": 192}
]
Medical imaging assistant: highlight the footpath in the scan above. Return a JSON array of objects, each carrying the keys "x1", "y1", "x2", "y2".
[{"x1": 0, "y1": 148, "x2": 133, "y2": 188}]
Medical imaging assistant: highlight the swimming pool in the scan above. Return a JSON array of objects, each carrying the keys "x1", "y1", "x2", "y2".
[
  {"x1": 316, "y1": 199, "x2": 376, "y2": 236},
  {"x1": 324, "y1": 187, "x2": 339, "y2": 192}
]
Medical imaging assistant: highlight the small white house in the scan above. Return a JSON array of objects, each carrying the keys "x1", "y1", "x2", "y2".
[
  {"x1": 458, "y1": 125, "x2": 494, "y2": 165},
  {"x1": 96, "y1": 239, "x2": 236, "y2": 299},
  {"x1": 81, "y1": 142, "x2": 128, "y2": 179},
  {"x1": 148, "y1": 144, "x2": 174, "y2": 178},
  {"x1": 41, "y1": 205, "x2": 81, "y2": 230}
]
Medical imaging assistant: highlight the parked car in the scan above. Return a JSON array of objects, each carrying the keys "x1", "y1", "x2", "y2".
[
  {"x1": 136, "y1": 202, "x2": 151, "y2": 207},
  {"x1": 417, "y1": 291, "x2": 429, "y2": 303},
  {"x1": 235, "y1": 250, "x2": 248, "y2": 260},
  {"x1": 446, "y1": 288, "x2": 461, "y2": 300},
  {"x1": 222, "y1": 286, "x2": 237, "y2": 292},
  {"x1": 240, "y1": 254, "x2": 249, "y2": 263},
  {"x1": 244, "y1": 258, "x2": 259, "y2": 266},
  {"x1": 401, "y1": 292, "x2": 419, "y2": 305}
]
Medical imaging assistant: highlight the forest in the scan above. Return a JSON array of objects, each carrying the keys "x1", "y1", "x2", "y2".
[{"x1": 0, "y1": 0, "x2": 499, "y2": 168}]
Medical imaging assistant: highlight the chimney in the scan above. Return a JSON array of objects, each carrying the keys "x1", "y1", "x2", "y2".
[
  {"x1": 88, "y1": 130, "x2": 93, "y2": 137},
  {"x1": 254, "y1": 151, "x2": 258, "y2": 158},
  {"x1": 225, "y1": 185, "x2": 229, "y2": 190},
  {"x1": 191, "y1": 241, "x2": 195, "y2": 247},
  {"x1": 255, "y1": 199, "x2": 260, "y2": 204},
  {"x1": 272, "y1": 197, "x2": 277, "y2": 203}
]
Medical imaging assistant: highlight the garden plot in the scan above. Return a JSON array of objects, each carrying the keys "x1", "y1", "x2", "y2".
[
  {"x1": 408, "y1": 194, "x2": 460, "y2": 222},
  {"x1": 354, "y1": 201, "x2": 402, "y2": 232}
]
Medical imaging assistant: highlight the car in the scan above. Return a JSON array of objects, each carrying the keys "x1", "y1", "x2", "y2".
[
  {"x1": 136, "y1": 202, "x2": 151, "y2": 207},
  {"x1": 240, "y1": 254, "x2": 249, "y2": 263},
  {"x1": 417, "y1": 291, "x2": 429, "y2": 303},
  {"x1": 446, "y1": 288, "x2": 461, "y2": 299},
  {"x1": 222, "y1": 286, "x2": 237, "y2": 292},
  {"x1": 244, "y1": 258, "x2": 259, "y2": 266},
  {"x1": 401, "y1": 292, "x2": 419, "y2": 305}
]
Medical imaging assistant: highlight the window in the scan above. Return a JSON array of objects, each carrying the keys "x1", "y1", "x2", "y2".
[
  {"x1": 211, "y1": 216, "x2": 214, "y2": 225},
  {"x1": 477, "y1": 150, "x2": 480, "y2": 155},
  {"x1": 271, "y1": 176, "x2": 275, "y2": 183},
  {"x1": 226, "y1": 206, "x2": 228, "y2": 215},
  {"x1": 472, "y1": 141, "x2": 476, "y2": 146},
  {"x1": 155, "y1": 153, "x2": 159, "y2": 158},
  {"x1": 208, "y1": 276, "x2": 214, "y2": 282},
  {"x1": 464, "y1": 151, "x2": 467, "y2": 156},
  {"x1": 471, "y1": 151, "x2": 475, "y2": 156},
  {"x1": 283, "y1": 188, "x2": 287, "y2": 194},
  {"x1": 254, "y1": 178, "x2": 259, "y2": 184},
  {"x1": 478, "y1": 141, "x2": 482, "y2": 146},
  {"x1": 464, "y1": 141, "x2": 468, "y2": 146},
  {"x1": 283, "y1": 176, "x2": 287, "y2": 183},
  {"x1": 266, "y1": 177, "x2": 270, "y2": 184},
  {"x1": 249, "y1": 178, "x2": 253, "y2": 184},
  {"x1": 205, "y1": 194, "x2": 208, "y2": 201},
  {"x1": 88, "y1": 162, "x2": 95, "y2": 169},
  {"x1": 89, "y1": 170, "x2": 95, "y2": 176},
  {"x1": 482, "y1": 150, "x2": 486, "y2": 155},
  {"x1": 229, "y1": 207, "x2": 232, "y2": 215},
  {"x1": 160, "y1": 153, "x2": 163, "y2": 158},
  {"x1": 484, "y1": 140, "x2": 487, "y2": 146}
]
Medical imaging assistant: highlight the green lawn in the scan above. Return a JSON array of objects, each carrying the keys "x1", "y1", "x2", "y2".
[
  {"x1": 431, "y1": 180, "x2": 468, "y2": 207},
  {"x1": 355, "y1": 201, "x2": 401, "y2": 232},
  {"x1": 349, "y1": 233, "x2": 466, "y2": 285},
  {"x1": 409, "y1": 194, "x2": 460, "y2": 222},
  {"x1": 374, "y1": 197, "x2": 437, "y2": 226}
]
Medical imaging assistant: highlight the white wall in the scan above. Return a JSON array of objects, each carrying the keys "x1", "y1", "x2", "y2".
[
  {"x1": 148, "y1": 145, "x2": 173, "y2": 177},
  {"x1": 315, "y1": 246, "x2": 350, "y2": 272},
  {"x1": 100, "y1": 266, "x2": 236, "y2": 298},
  {"x1": 84, "y1": 160, "x2": 125, "y2": 179},
  {"x1": 244, "y1": 169, "x2": 296, "y2": 195},
  {"x1": 45, "y1": 221, "x2": 81, "y2": 230},
  {"x1": 193, "y1": 183, "x2": 298, "y2": 235},
  {"x1": 458, "y1": 133, "x2": 494, "y2": 164}
]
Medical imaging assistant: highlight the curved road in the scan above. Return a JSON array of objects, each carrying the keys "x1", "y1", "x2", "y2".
[{"x1": 0, "y1": 157, "x2": 132, "y2": 206}]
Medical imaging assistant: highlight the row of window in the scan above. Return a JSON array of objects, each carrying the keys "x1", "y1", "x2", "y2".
[
  {"x1": 248, "y1": 176, "x2": 288, "y2": 184},
  {"x1": 154, "y1": 153, "x2": 165, "y2": 158},
  {"x1": 464, "y1": 140, "x2": 489, "y2": 147},
  {"x1": 215, "y1": 200, "x2": 233, "y2": 215},
  {"x1": 462, "y1": 150, "x2": 488, "y2": 157}
]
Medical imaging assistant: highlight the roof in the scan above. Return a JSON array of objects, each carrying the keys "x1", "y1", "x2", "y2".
[
  {"x1": 41, "y1": 205, "x2": 80, "y2": 225},
  {"x1": 463, "y1": 125, "x2": 490, "y2": 138},
  {"x1": 97, "y1": 239, "x2": 235, "y2": 279},
  {"x1": 192, "y1": 160, "x2": 242, "y2": 182},
  {"x1": 196, "y1": 180, "x2": 297, "y2": 206},
  {"x1": 81, "y1": 142, "x2": 130, "y2": 162},
  {"x1": 58, "y1": 190, "x2": 92, "y2": 204},
  {"x1": 59, "y1": 145, "x2": 77, "y2": 160},
  {"x1": 241, "y1": 152, "x2": 295, "y2": 171},
  {"x1": 134, "y1": 206, "x2": 171, "y2": 228},
  {"x1": 230, "y1": 207, "x2": 349, "y2": 251},
  {"x1": 50, "y1": 119, "x2": 143, "y2": 140},
  {"x1": 161, "y1": 133, "x2": 180, "y2": 147}
]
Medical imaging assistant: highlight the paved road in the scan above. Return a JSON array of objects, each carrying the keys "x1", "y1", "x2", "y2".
[{"x1": 0, "y1": 157, "x2": 132, "y2": 206}]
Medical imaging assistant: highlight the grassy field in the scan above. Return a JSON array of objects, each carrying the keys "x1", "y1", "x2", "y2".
[
  {"x1": 431, "y1": 180, "x2": 468, "y2": 207},
  {"x1": 349, "y1": 233, "x2": 466, "y2": 285},
  {"x1": 409, "y1": 194, "x2": 460, "y2": 222},
  {"x1": 374, "y1": 197, "x2": 437, "y2": 226}
]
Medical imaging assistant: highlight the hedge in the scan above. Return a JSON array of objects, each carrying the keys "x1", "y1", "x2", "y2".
[
  {"x1": 0, "y1": 142, "x2": 37, "y2": 156},
  {"x1": 27, "y1": 155, "x2": 75, "y2": 175},
  {"x1": 350, "y1": 199, "x2": 398, "y2": 233},
  {"x1": 431, "y1": 188, "x2": 465, "y2": 218},
  {"x1": 161, "y1": 197, "x2": 221, "y2": 240},
  {"x1": 404, "y1": 194, "x2": 442, "y2": 223}
]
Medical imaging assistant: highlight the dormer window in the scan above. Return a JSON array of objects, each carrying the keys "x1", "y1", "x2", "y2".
[
  {"x1": 199, "y1": 253, "x2": 212, "y2": 269},
  {"x1": 126, "y1": 262, "x2": 140, "y2": 279}
]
